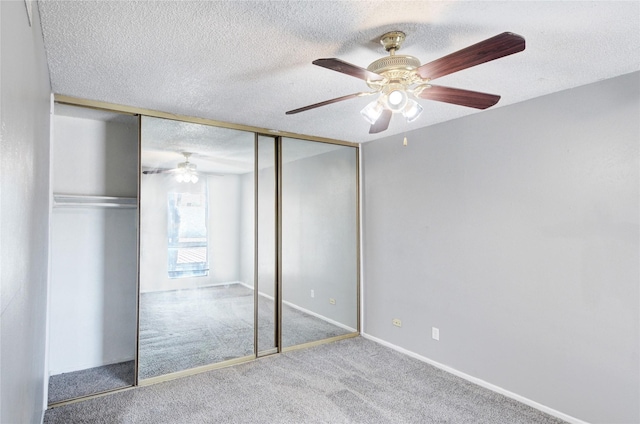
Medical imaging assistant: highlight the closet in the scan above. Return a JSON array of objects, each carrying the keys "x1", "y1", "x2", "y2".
[
  {"x1": 47, "y1": 99, "x2": 359, "y2": 404},
  {"x1": 48, "y1": 104, "x2": 138, "y2": 403}
]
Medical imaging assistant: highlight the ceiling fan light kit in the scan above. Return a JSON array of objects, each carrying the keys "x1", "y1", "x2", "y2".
[
  {"x1": 174, "y1": 152, "x2": 199, "y2": 183},
  {"x1": 286, "y1": 30, "x2": 526, "y2": 135},
  {"x1": 143, "y1": 152, "x2": 200, "y2": 183}
]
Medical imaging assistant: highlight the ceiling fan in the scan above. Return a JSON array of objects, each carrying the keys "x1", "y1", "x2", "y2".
[
  {"x1": 142, "y1": 152, "x2": 200, "y2": 183},
  {"x1": 286, "y1": 31, "x2": 525, "y2": 134}
]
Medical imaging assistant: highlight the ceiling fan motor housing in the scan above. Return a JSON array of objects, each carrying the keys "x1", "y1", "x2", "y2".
[
  {"x1": 366, "y1": 55, "x2": 424, "y2": 92},
  {"x1": 177, "y1": 162, "x2": 197, "y2": 172},
  {"x1": 367, "y1": 55, "x2": 421, "y2": 74}
]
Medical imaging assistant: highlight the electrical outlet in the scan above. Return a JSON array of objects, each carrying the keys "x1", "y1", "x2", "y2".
[
  {"x1": 329, "y1": 298, "x2": 336, "y2": 305},
  {"x1": 432, "y1": 327, "x2": 440, "y2": 341},
  {"x1": 310, "y1": 289, "x2": 314, "y2": 298},
  {"x1": 392, "y1": 318, "x2": 402, "y2": 327}
]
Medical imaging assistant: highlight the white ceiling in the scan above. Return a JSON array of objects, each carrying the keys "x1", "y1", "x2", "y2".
[{"x1": 39, "y1": 1, "x2": 640, "y2": 144}]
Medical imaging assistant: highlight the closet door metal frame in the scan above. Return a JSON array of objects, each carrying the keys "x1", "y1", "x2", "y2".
[
  {"x1": 276, "y1": 136, "x2": 284, "y2": 353},
  {"x1": 255, "y1": 134, "x2": 280, "y2": 358},
  {"x1": 134, "y1": 115, "x2": 142, "y2": 387}
]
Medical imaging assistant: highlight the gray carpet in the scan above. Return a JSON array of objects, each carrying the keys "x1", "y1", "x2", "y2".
[
  {"x1": 139, "y1": 284, "x2": 350, "y2": 379},
  {"x1": 48, "y1": 361, "x2": 135, "y2": 404},
  {"x1": 44, "y1": 337, "x2": 567, "y2": 424}
]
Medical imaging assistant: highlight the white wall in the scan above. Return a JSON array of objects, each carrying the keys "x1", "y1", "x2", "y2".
[
  {"x1": 140, "y1": 173, "x2": 244, "y2": 292},
  {"x1": 52, "y1": 115, "x2": 138, "y2": 197},
  {"x1": 49, "y1": 209, "x2": 137, "y2": 374},
  {"x1": 49, "y1": 114, "x2": 138, "y2": 374},
  {"x1": 362, "y1": 72, "x2": 639, "y2": 424},
  {"x1": 0, "y1": 1, "x2": 52, "y2": 422},
  {"x1": 239, "y1": 171, "x2": 256, "y2": 289}
]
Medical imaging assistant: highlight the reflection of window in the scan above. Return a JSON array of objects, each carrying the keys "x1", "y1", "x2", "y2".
[{"x1": 167, "y1": 189, "x2": 208, "y2": 278}]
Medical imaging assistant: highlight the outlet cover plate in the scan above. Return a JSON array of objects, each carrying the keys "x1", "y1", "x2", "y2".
[{"x1": 432, "y1": 327, "x2": 440, "y2": 340}]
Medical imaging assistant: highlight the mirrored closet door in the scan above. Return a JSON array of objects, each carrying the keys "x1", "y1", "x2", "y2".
[
  {"x1": 48, "y1": 104, "x2": 139, "y2": 404},
  {"x1": 138, "y1": 117, "x2": 359, "y2": 381},
  {"x1": 138, "y1": 117, "x2": 256, "y2": 380},
  {"x1": 280, "y1": 138, "x2": 359, "y2": 348}
]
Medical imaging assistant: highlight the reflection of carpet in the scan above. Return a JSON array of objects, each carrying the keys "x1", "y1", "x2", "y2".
[
  {"x1": 48, "y1": 360, "x2": 134, "y2": 404},
  {"x1": 139, "y1": 284, "x2": 350, "y2": 379}
]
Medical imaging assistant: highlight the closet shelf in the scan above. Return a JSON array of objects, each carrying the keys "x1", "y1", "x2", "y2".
[{"x1": 53, "y1": 194, "x2": 138, "y2": 209}]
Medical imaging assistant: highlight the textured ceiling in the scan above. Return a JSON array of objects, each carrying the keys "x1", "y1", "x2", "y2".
[{"x1": 39, "y1": 1, "x2": 640, "y2": 144}]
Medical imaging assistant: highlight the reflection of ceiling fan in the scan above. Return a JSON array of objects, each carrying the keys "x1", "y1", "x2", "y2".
[
  {"x1": 286, "y1": 31, "x2": 525, "y2": 134},
  {"x1": 142, "y1": 152, "x2": 199, "y2": 183}
]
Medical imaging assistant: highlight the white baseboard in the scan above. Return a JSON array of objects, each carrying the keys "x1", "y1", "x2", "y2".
[
  {"x1": 238, "y1": 282, "x2": 356, "y2": 333},
  {"x1": 282, "y1": 300, "x2": 357, "y2": 333},
  {"x1": 141, "y1": 281, "x2": 244, "y2": 294},
  {"x1": 237, "y1": 281, "x2": 256, "y2": 292},
  {"x1": 360, "y1": 333, "x2": 589, "y2": 424}
]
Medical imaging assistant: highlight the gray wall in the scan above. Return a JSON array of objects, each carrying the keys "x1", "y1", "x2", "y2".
[
  {"x1": 240, "y1": 162, "x2": 276, "y2": 296},
  {"x1": 0, "y1": 1, "x2": 52, "y2": 422},
  {"x1": 362, "y1": 72, "x2": 639, "y2": 424},
  {"x1": 239, "y1": 145, "x2": 359, "y2": 329}
]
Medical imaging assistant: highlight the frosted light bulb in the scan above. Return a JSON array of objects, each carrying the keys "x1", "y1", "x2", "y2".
[{"x1": 388, "y1": 90, "x2": 404, "y2": 106}]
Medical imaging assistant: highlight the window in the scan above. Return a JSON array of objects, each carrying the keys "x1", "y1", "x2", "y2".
[{"x1": 167, "y1": 190, "x2": 208, "y2": 278}]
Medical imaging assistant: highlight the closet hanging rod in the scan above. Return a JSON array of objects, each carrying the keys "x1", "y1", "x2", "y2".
[{"x1": 53, "y1": 194, "x2": 137, "y2": 209}]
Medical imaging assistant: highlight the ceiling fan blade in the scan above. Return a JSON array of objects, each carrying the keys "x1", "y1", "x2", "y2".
[
  {"x1": 286, "y1": 92, "x2": 366, "y2": 115},
  {"x1": 142, "y1": 168, "x2": 173, "y2": 175},
  {"x1": 417, "y1": 85, "x2": 501, "y2": 109},
  {"x1": 313, "y1": 58, "x2": 384, "y2": 81},
  {"x1": 416, "y1": 32, "x2": 525, "y2": 81},
  {"x1": 369, "y1": 109, "x2": 392, "y2": 134}
]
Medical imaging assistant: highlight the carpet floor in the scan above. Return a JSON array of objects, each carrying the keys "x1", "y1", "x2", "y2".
[
  {"x1": 44, "y1": 337, "x2": 567, "y2": 424},
  {"x1": 139, "y1": 284, "x2": 351, "y2": 379},
  {"x1": 48, "y1": 361, "x2": 135, "y2": 404}
]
